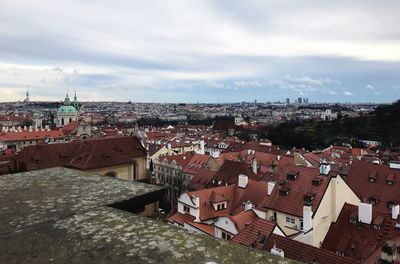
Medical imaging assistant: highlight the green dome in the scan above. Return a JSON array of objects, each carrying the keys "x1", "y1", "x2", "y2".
[{"x1": 58, "y1": 105, "x2": 78, "y2": 113}]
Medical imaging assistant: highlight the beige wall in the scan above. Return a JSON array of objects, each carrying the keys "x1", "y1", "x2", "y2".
[
  {"x1": 312, "y1": 175, "x2": 360, "y2": 247},
  {"x1": 139, "y1": 201, "x2": 159, "y2": 217},
  {"x1": 88, "y1": 164, "x2": 132, "y2": 180},
  {"x1": 265, "y1": 209, "x2": 301, "y2": 236},
  {"x1": 132, "y1": 156, "x2": 147, "y2": 180},
  {"x1": 87, "y1": 156, "x2": 147, "y2": 181}
]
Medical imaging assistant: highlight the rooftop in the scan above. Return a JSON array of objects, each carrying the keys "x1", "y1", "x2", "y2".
[{"x1": 0, "y1": 167, "x2": 298, "y2": 264}]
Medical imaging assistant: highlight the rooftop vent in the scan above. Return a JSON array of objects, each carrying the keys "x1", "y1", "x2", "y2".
[
  {"x1": 387, "y1": 172, "x2": 395, "y2": 185},
  {"x1": 368, "y1": 171, "x2": 377, "y2": 183},
  {"x1": 373, "y1": 216, "x2": 384, "y2": 229}
]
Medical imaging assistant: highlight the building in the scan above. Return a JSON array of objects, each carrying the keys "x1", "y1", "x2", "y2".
[
  {"x1": 322, "y1": 202, "x2": 400, "y2": 263},
  {"x1": 0, "y1": 136, "x2": 147, "y2": 181},
  {"x1": 57, "y1": 92, "x2": 79, "y2": 127},
  {"x1": 168, "y1": 175, "x2": 284, "y2": 240},
  {"x1": 153, "y1": 152, "x2": 219, "y2": 185},
  {"x1": 258, "y1": 164, "x2": 360, "y2": 247},
  {"x1": 0, "y1": 127, "x2": 67, "y2": 152}
]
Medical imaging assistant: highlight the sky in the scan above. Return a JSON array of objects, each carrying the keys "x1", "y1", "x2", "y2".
[{"x1": 0, "y1": 0, "x2": 400, "y2": 103}]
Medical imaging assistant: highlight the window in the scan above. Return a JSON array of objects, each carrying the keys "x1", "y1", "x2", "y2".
[
  {"x1": 286, "y1": 216, "x2": 295, "y2": 224},
  {"x1": 221, "y1": 231, "x2": 231, "y2": 240},
  {"x1": 183, "y1": 205, "x2": 190, "y2": 213},
  {"x1": 216, "y1": 203, "x2": 226, "y2": 211}
]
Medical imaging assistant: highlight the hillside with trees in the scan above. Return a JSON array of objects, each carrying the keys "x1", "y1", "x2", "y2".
[{"x1": 263, "y1": 100, "x2": 400, "y2": 150}]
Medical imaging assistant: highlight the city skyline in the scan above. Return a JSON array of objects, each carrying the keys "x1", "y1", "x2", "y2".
[{"x1": 1, "y1": 0, "x2": 400, "y2": 103}]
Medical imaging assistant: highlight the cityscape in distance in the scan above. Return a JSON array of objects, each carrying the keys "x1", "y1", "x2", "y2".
[{"x1": 1, "y1": 1, "x2": 400, "y2": 264}]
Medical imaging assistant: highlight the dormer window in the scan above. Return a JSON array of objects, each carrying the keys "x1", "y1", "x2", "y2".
[
  {"x1": 368, "y1": 171, "x2": 377, "y2": 183},
  {"x1": 312, "y1": 177, "x2": 322, "y2": 186},
  {"x1": 279, "y1": 187, "x2": 289, "y2": 196},
  {"x1": 387, "y1": 173, "x2": 395, "y2": 185},
  {"x1": 373, "y1": 216, "x2": 384, "y2": 229},
  {"x1": 287, "y1": 170, "x2": 299, "y2": 181},
  {"x1": 349, "y1": 210, "x2": 358, "y2": 223},
  {"x1": 216, "y1": 202, "x2": 226, "y2": 210}
]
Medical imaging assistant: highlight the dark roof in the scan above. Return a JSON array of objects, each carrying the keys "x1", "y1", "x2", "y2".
[
  {"x1": 259, "y1": 165, "x2": 332, "y2": 217},
  {"x1": 263, "y1": 234, "x2": 360, "y2": 264},
  {"x1": 322, "y1": 203, "x2": 400, "y2": 262},
  {"x1": 232, "y1": 218, "x2": 276, "y2": 248},
  {"x1": 211, "y1": 160, "x2": 256, "y2": 186},
  {"x1": 346, "y1": 160, "x2": 400, "y2": 212},
  {"x1": 3, "y1": 136, "x2": 145, "y2": 173}
]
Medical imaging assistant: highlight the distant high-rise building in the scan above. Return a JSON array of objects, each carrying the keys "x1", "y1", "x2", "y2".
[
  {"x1": 298, "y1": 97, "x2": 302, "y2": 104},
  {"x1": 286, "y1": 98, "x2": 290, "y2": 105},
  {"x1": 254, "y1": 99, "x2": 257, "y2": 107},
  {"x1": 24, "y1": 87, "x2": 30, "y2": 103}
]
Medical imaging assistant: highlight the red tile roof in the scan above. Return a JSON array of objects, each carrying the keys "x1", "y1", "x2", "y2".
[
  {"x1": 263, "y1": 234, "x2": 360, "y2": 264},
  {"x1": 231, "y1": 210, "x2": 258, "y2": 231},
  {"x1": 0, "y1": 130, "x2": 66, "y2": 142},
  {"x1": 345, "y1": 160, "x2": 400, "y2": 212},
  {"x1": 3, "y1": 136, "x2": 145, "y2": 173},
  {"x1": 232, "y1": 218, "x2": 276, "y2": 249},
  {"x1": 188, "y1": 169, "x2": 216, "y2": 191},
  {"x1": 167, "y1": 212, "x2": 195, "y2": 226},
  {"x1": 211, "y1": 160, "x2": 256, "y2": 186},
  {"x1": 322, "y1": 203, "x2": 400, "y2": 262},
  {"x1": 186, "y1": 179, "x2": 269, "y2": 221},
  {"x1": 259, "y1": 165, "x2": 332, "y2": 217}
]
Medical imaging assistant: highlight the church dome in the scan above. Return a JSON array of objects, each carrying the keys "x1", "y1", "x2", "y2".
[{"x1": 58, "y1": 105, "x2": 78, "y2": 113}]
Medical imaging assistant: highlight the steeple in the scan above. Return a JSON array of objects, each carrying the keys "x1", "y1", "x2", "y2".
[
  {"x1": 72, "y1": 91, "x2": 79, "y2": 109},
  {"x1": 64, "y1": 92, "x2": 71, "y2": 106}
]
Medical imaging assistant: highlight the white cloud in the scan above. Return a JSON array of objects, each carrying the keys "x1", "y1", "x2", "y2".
[
  {"x1": 344, "y1": 91, "x2": 353, "y2": 96},
  {"x1": 366, "y1": 84, "x2": 375, "y2": 90}
]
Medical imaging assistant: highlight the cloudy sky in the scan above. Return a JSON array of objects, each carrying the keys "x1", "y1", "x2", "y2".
[{"x1": 1, "y1": 0, "x2": 400, "y2": 103}]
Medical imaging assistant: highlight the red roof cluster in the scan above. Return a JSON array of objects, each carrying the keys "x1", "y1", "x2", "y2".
[
  {"x1": 322, "y1": 203, "x2": 400, "y2": 262},
  {"x1": 1, "y1": 136, "x2": 145, "y2": 173}
]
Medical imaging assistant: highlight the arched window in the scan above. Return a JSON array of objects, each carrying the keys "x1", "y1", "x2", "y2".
[{"x1": 105, "y1": 171, "x2": 117, "y2": 178}]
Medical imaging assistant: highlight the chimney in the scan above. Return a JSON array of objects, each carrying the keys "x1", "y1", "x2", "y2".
[
  {"x1": 199, "y1": 140, "x2": 205, "y2": 155},
  {"x1": 277, "y1": 155, "x2": 281, "y2": 161},
  {"x1": 252, "y1": 159, "x2": 257, "y2": 174},
  {"x1": 268, "y1": 181, "x2": 276, "y2": 196},
  {"x1": 303, "y1": 204, "x2": 313, "y2": 231},
  {"x1": 238, "y1": 174, "x2": 248, "y2": 188},
  {"x1": 319, "y1": 162, "x2": 331, "y2": 176},
  {"x1": 392, "y1": 204, "x2": 400, "y2": 220},
  {"x1": 23, "y1": 126, "x2": 27, "y2": 131},
  {"x1": 244, "y1": 201, "x2": 253, "y2": 211},
  {"x1": 271, "y1": 243, "x2": 284, "y2": 258},
  {"x1": 358, "y1": 202, "x2": 372, "y2": 224}
]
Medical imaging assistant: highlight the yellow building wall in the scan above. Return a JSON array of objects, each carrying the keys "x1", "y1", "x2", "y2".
[
  {"x1": 132, "y1": 156, "x2": 147, "y2": 180},
  {"x1": 312, "y1": 175, "x2": 360, "y2": 247},
  {"x1": 265, "y1": 209, "x2": 301, "y2": 236},
  {"x1": 139, "y1": 201, "x2": 159, "y2": 217},
  {"x1": 88, "y1": 164, "x2": 132, "y2": 180}
]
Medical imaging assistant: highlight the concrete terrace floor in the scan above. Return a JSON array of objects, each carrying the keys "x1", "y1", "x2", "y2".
[{"x1": 0, "y1": 167, "x2": 298, "y2": 264}]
